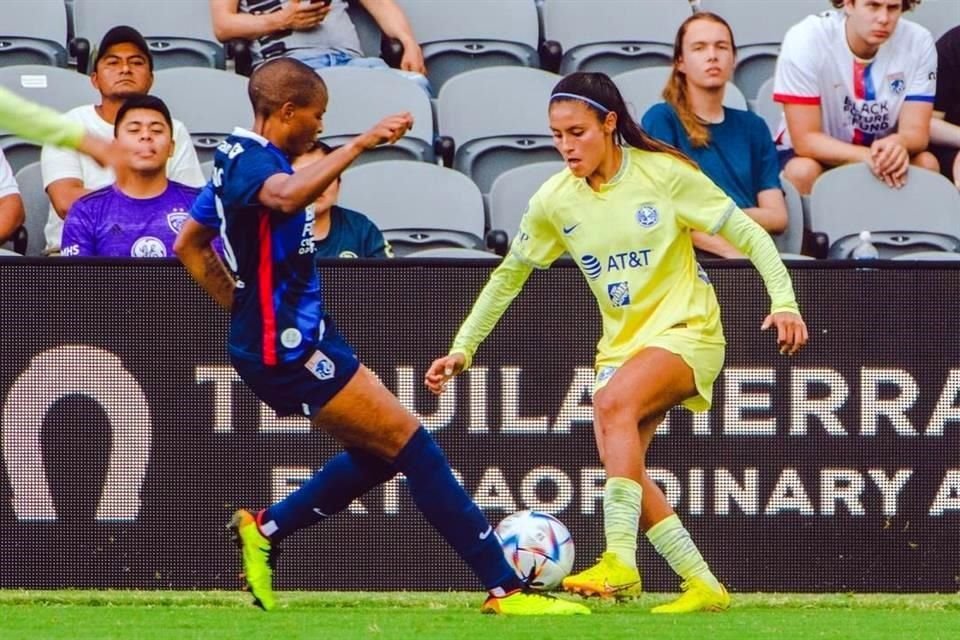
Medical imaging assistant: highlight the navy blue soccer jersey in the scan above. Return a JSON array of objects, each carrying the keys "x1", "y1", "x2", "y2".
[{"x1": 192, "y1": 128, "x2": 323, "y2": 365}]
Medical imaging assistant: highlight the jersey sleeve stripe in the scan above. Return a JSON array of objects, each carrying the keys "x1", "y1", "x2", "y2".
[
  {"x1": 904, "y1": 95, "x2": 936, "y2": 103},
  {"x1": 773, "y1": 93, "x2": 821, "y2": 105},
  {"x1": 709, "y1": 201, "x2": 737, "y2": 235},
  {"x1": 257, "y1": 210, "x2": 278, "y2": 366}
]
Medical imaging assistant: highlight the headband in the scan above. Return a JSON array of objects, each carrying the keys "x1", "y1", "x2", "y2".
[{"x1": 550, "y1": 92, "x2": 611, "y2": 114}]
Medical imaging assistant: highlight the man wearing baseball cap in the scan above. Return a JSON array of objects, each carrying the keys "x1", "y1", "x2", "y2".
[{"x1": 41, "y1": 25, "x2": 205, "y2": 254}]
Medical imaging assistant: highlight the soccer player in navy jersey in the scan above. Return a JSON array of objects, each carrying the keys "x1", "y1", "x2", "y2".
[{"x1": 173, "y1": 58, "x2": 588, "y2": 616}]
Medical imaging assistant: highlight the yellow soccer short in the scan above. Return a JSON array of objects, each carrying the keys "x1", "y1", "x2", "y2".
[{"x1": 593, "y1": 329, "x2": 725, "y2": 412}]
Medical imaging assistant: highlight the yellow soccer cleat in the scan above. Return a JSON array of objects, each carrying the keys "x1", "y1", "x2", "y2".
[
  {"x1": 227, "y1": 509, "x2": 278, "y2": 611},
  {"x1": 651, "y1": 576, "x2": 731, "y2": 614},
  {"x1": 481, "y1": 590, "x2": 591, "y2": 615},
  {"x1": 561, "y1": 551, "x2": 642, "y2": 599}
]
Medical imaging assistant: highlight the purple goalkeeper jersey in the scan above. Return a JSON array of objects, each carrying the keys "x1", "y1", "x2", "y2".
[{"x1": 61, "y1": 181, "x2": 200, "y2": 257}]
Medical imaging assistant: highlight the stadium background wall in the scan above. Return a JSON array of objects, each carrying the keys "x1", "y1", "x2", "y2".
[{"x1": 0, "y1": 259, "x2": 958, "y2": 592}]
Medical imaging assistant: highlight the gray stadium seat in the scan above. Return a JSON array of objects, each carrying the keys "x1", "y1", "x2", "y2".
[
  {"x1": 12, "y1": 162, "x2": 50, "y2": 257},
  {"x1": 0, "y1": 1, "x2": 69, "y2": 68},
  {"x1": 406, "y1": 247, "x2": 501, "y2": 259},
  {"x1": 488, "y1": 161, "x2": 565, "y2": 249},
  {"x1": 892, "y1": 251, "x2": 960, "y2": 261},
  {"x1": 436, "y1": 67, "x2": 562, "y2": 196},
  {"x1": 542, "y1": 0, "x2": 693, "y2": 75},
  {"x1": 774, "y1": 172, "x2": 804, "y2": 255},
  {"x1": 909, "y1": 0, "x2": 960, "y2": 42},
  {"x1": 151, "y1": 68, "x2": 252, "y2": 164},
  {"x1": 319, "y1": 67, "x2": 435, "y2": 164},
  {"x1": 809, "y1": 164, "x2": 960, "y2": 258},
  {"x1": 395, "y1": 0, "x2": 540, "y2": 91},
  {"x1": 0, "y1": 65, "x2": 99, "y2": 172},
  {"x1": 71, "y1": 0, "x2": 224, "y2": 72},
  {"x1": 338, "y1": 161, "x2": 485, "y2": 255},
  {"x1": 697, "y1": 0, "x2": 825, "y2": 100},
  {"x1": 753, "y1": 76, "x2": 781, "y2": 137},
  {"x1": 613, "y1": 67, "x2": 747, "y2": 119}
]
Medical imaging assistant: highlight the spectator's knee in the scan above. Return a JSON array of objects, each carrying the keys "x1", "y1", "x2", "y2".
[
  {"x1": 911, "y1": 151, "x2": 940, "y2": 173},
  {"x1": 783, "y1": 157, "x2": 824, "y2": 195}
]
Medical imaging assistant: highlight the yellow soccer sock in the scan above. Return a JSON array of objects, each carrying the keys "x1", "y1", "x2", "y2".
[
  {"x1": 603, "y1": 477, "x2": 643, "y2": 569},
  {"x1": 645, "y1": 514, "x2": 721, "y2": 591}
]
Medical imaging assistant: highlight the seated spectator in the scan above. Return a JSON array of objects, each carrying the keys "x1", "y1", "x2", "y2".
[
  {"x1": 292, "y1": 141, "x2": 392, "y2": 258},
  {"x1": 60, "y1": 96, "x2": 200, "y2": 258},
  {"x1": 209, "y1": 0, "x2": 429, "y2": 92},
  {"x1": 41, "y1": 26, "x2": 204, "y2": 254},
  {"x1": 642, "y1": 12, "x2": 787, "y2": 259},
  {"x1": 930, "y1": 25, "x2": 960, "y2": 188},
  {"x1": 774, "y1": 0, "x2": 939, "y2": 195},
  {"x1": 0, "y1": 149, "x2": 25, "y2": 246}
]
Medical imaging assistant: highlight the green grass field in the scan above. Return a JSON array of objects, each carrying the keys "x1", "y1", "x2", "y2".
[{"x1": 1, "y1": 591, "x2": 957, "y2": 640}]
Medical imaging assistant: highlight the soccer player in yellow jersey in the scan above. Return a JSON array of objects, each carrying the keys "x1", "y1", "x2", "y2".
[{"x1": 425, "y1": 72, "x2": 808, "y2": 613}]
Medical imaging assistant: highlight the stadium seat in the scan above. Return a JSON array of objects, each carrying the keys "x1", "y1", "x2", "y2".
[
  {"x1": 12, "y1": 162, "x2": 50, "y2": 257},
  {"x1": 752, "y1": 76, "x2": 781, "y2": 137},
  {"x1": 775, "y1": 173, "x2": 805, "y2": 256},
  {"x1": 319, "y1": 67, "x2": 435, "y2": 164},
  {"x1": 892, "y1": 251, "x2": 960, "y2": 261},
  {"x1": 909, "y1": 0, "x2": 960, "y2": 42},
  {"x1": 0, "y1": 0, "x2": 69, "y2": 68},
  {"x1": 613, "y1": 67, "x2": 747, "y2": 119},
  {"x1": 809, "y1": 164, "x2": 960, "y2": 258},
  {"x1": 541, "y1": 0, "x2": 693, "y2": 75},
  {"x1": 0, "y1": 65, "x2": 98, "y2": 172},
  {"x1": 151, "y1": 68, "x2": 252, "y2": 165},
  {"x1": 696, "y1": 0, "x2": 825, "y2": 100},
  {"x1": 70, "y1": 0, "x2": 224, "y2": 73},
  {"x1": 338, "y1": 161, "x2": 485, "y2": 255},
  {"x1": 405, "y1": 247, "x2": 501, "y2": 259},
  {"x1": 395, "y1": 0, "x2": 540, "y2": 91},
  {"x1": 436, "y1": 67, "x2": 562, "y2": 196},
  {"x1": 487, "y1": 161, "x2": 565, "y2": 254}
]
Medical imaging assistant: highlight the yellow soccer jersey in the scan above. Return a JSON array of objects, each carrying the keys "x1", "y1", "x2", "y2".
[{"x1": 511, "y1": 147, "x2": 731, "y2": 367}]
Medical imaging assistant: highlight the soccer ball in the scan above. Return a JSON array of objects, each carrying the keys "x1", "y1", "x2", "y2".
[{"x1": 495, "y1": 510, "x2": 575, "y2": 591}]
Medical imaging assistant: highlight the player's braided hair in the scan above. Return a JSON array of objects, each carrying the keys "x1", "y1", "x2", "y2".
[
  {"x1": 247, "y1": 58, "x2": 327, "y2": 119},
  {"x1": 830, "y1": 0, "x2": 921, "y2": 10},
  {"x1": 550, "y1": 72, "x2": 696, "y2": 168},
  {"x1": 663, "y1": 12, "x2": 737, "y2": 148}
]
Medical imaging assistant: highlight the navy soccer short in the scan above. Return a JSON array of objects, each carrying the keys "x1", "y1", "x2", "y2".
[{"x1": 231, "y1": 321, "x2": 361, "y2": 418}]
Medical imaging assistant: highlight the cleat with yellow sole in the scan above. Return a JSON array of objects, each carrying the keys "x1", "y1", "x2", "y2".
[
  {"x1": 227, "y1": 509, "x2": 279, "y2": 611},
  {"x1": 562, "y1": 551, "x2": 642, "y2": 599},
  {"x1": 651, "y1": 576, "x2": 730, "y2": 614},
  {"x1": 481, "y1": 590, "x2": 591, "y2": 615}
]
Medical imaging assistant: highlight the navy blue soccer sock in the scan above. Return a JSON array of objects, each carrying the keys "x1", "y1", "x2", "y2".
[
  {"x1": 393, "y1": 426, "x2": 523, "y2": 594},
  {"x1": 260, "y1": 448, "x2": 396, "y2": 542}
]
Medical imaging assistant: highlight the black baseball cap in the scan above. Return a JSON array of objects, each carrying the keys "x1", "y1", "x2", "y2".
[{"x1": 93, "y1": 25, "x2": 154, "y2": 71}]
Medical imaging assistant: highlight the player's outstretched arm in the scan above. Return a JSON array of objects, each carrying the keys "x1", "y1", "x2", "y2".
[
  {"x1": 174, "y1": 218, "x2": 235, "y2": 311},
  {"x1": 257, "y1": 112, "x2": 414, "y2": 215}
]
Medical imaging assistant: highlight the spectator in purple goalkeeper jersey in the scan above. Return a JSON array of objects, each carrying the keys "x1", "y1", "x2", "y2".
[{"x1": 61, "y1": 95, "x2": 200, "y2": 258}]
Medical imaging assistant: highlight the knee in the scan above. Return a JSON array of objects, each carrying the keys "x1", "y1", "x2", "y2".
[
  {"x1": 911, "y1": 151, "x2": 940, "y2": 173},
  {"x1": 592, "y1": 390, "x2": 632, "y2": 435},
  {"x1": 783, "y1": 157, "x2": 824, "y2": 195}
]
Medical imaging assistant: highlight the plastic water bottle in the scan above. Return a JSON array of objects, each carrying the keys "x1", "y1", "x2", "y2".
[{"x1": 851, "y1": 230, "x2": 879, "y2": 259}]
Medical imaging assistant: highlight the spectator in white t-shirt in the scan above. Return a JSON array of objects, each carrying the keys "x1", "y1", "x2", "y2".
[
  {"x1": 774, "y1": 0, "x2": 939, "y2": 194},
  {"x1": 0, "y1": 149, "x2": 25, "y2": 245},
  {"x1": 40, "y1": 26, "x2": 204, "y2": 254}
]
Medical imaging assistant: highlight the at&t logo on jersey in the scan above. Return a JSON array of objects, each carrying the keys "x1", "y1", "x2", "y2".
[
  {"x1": 580, "y1": 254, "x2": 603, "y2": 280},
  {"x1": 607, "y1": 281, "x2": 631, "y2": 307}
]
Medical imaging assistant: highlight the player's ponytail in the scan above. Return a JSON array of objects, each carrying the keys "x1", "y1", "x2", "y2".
[
  {"x1": 550, "y1": 72, "x2": 696, "y2": 168},
  {"x1": 663, "y1": 12, "x2": 737, "y2": 148}
]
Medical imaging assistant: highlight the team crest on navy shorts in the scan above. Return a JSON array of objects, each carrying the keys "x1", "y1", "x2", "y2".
[
  {"x1": 305, "y1": 349, "x2": 336, "y2": 380},
  {"x1": 636, "y1": 204, "x2": 659, "y2": 227}
]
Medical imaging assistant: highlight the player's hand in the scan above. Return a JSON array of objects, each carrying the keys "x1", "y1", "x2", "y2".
[
  {"x1": 869, "y1": 137, "x2": 909, "y2": 189},
  {"x1": 424, "y1": 353, "x2": 466, "y2": 395},
  {"x1": 400, "y1": 42, "x2": 427, "y2": 75},
  {"x1": 358, "y1": 112, "x2": 413, "y2": 149},
  {"x1": 761, "y1": 311, "x2": 808, "y2": 356},
  {"x1": 76, "y1": 134, "x2": 124, "y2": 170},
  {"x1": 281, "y1": 0, "x2": 328, "y2": 31}
]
